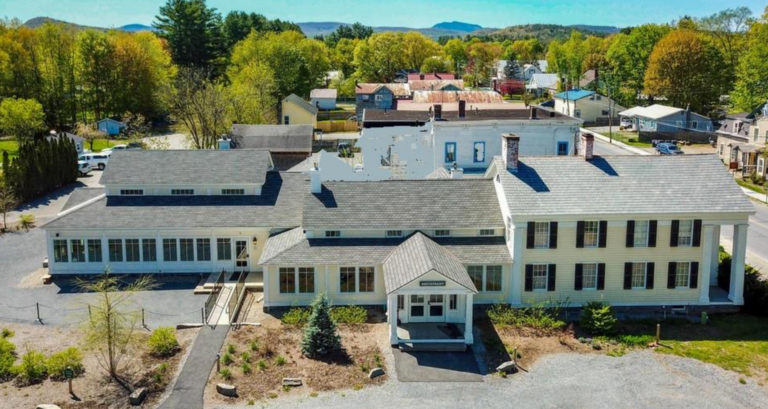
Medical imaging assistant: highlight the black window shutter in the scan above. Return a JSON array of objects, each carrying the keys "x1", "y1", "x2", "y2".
[
  {"x1": 549, "y1": 222, "x2": 558, "y2": 249},
  {"x1": 597, "y1": 263, "x2": 606, "y2": 290},
  {"x1": 576, "y1": 221, "x2": 585, "y2": 248},
  {"x1": 626, "y1": 220, "x2": 635, "y2": 248},
  {"x1": 690, "y1": 262, "x2": 699, "y2": 289},
  {"x1": 574, "y1": 263, "x2": 583, "y2": 291},
  {"x1": 670, "y1": 220, "x2": 680, "y2": 247},
  {"x1": 526, "y1": 222, "x2": 535, "y2": 249},
  {"x1": 692, "y1": 220, "x2": 702, "y2": 247},
  {"x1": 547, "y1": 264, "x2": 556, "y2": 291},
  {"x1": 667, "y1": 262, "x2": 677, "y2": 289},
  {"x1": 648, "y1": 220, "x2": 658, "y2": 247},
  {"x1": 599, "y1": 221, "x2": 608, "y2": 248},
  {"x1": 524, "y1": 265, "x2": 533, "y2": 292},
  {"x1": 646, "y1": 263, "x2": 655, "y2": 289},
  {"x1": 623, "y1": 263, "x2": 632, "y2": 290}
]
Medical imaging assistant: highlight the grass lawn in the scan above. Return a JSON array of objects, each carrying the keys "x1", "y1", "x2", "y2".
[
  {"x1": 0, "y1": 138, "x2": 19, "y2": 162},
  {"x1": 588, "y1": 128, "x2": 653, "y2": 148},
  {"x1": 737, "y1": 178, "x2": 767, "y2": 195},
  {"x1": 0, "y1": 138, "x2": 134, "y2": 162}
]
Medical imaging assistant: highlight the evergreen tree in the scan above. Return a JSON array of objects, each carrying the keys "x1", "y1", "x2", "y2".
[
  {"x1": 154, "y1": 0, "x2": 224, "y2": 73},
  {"x1": 300, "y1": 293, "x2": 341, "y2": 358},
  {"x1": 504, "y1": 59, "x2": 521, "y2": 80}
]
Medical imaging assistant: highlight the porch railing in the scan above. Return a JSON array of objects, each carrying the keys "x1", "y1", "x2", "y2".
[
  {"x1": 228, "y1": 270, "x2": 248, "y2": 325},
  {"x1": 203, "y1": 269, "x2": 226, "y2": 324}
]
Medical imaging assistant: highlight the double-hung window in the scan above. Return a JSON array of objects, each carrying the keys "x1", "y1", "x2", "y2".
[
  {"x1": 557, "y1": 141, "x2": 569, "y2": 156},
  {"x1": 196, "y1": 239, "x2": 211, "y2": 261},
  {"x1": 582, "y1": 263, "x2": 598, "y2": 290},
  {"x1": 532, "y1": 264, "x2": 548, "y2": 291},
  {"x1": 675, "y1": 262, "x2": 691, "y2": 288},
  {"x1": 180, "y1": 238, "x2": 194, "y2": 262},
  {"x1": 339, "y1": 267, "x2": 374, "y2": 293},
  {"x1": 87, "y1": 239, "x2": 102, "y2": 262},
  {"x1": 473, "y1": 141, "x2": 485, "y2": 163},
  {"x1": 631, "y1": 263, "x2": 647, "y2": 289},
  {"x1": 54, "y1": 240, "x2": 68, "y2": 263},
  {"x1": 467, "y1": 265, "x2": 502, "y2": 292},
  {"x1": 534, "y1": 222, "x2": 550, "y2": 248},
  {"x1": 677, "y1": 220, "x2": 693, "y2": 246},
  {"x1": 125, "y1": 239, "x2": 140, "y2": 262},
  {"x1": 217, "y1": 238, "x2": 232, "y2": 260},
  {"x1": 70, "y1": 239, "x2": 85, "y2": 263},
  {"x1": 444, "y1": 142, "x2": 456, "y2": 163},
  {"x1": 583, "y1": 221, "x2": 599, "y2": 247},
  {"x1": 279, "y1": 267, "x2": 296, "y2": 293},
  {"x1": 142, "y1": 239, "x2": 156, "y2": 262},
  {"x1": 163, "y1": 239, "x2": 177, "y2": 262},
  {"x1": 298, "y1": 267, "x2": 315, "y2": 293},
  {"x1": 108, "y1": 239, "x2": 123, "y2": 262},
  {"x1": 359, "y1": 267, "x2": 375, "y2": 292},
  {"x1": 340, "y1": 267, "x2": 356, "y2": 293},
  {"x1": 633, "y1": 220, "x2": 649, "y2": 247}
]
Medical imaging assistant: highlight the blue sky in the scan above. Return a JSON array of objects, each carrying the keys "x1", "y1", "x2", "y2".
[{"x1": 1, "y1": 0, "x2": 765, "y2": 29}]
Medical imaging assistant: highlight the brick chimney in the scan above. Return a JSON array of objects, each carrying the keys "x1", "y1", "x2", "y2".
[
  {"x1": 458, "y1": 100, "x2": 466, "y2": 118},
  {"x1": 502, "y1": 134, "x2": 520, "y2": 172},
  {"x1": 420, "y1": 73, "x2": 425, "y2": 80},
  {"x1": 434, "y1": 104, "x2": 442, "y2": 120},
  {"x1": 581, "y1": 132, "x2": 594, "y2": 161}
]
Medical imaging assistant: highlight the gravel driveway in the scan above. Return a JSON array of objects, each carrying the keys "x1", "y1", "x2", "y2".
[{"x1": 213, "y1": 351, "x2": 768, "y2": 409}]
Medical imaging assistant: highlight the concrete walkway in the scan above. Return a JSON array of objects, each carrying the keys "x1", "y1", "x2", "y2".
[
  {"x1": 158, "y1": 324, "x2": 230, "y2": 409},
  {"x1": 742, "y1": 187, "x2": 768, "y2": 204}
]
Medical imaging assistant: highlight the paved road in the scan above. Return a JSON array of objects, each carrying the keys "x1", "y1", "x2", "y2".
[
  {"x1": 594, "y1": 138, "x2": 768, "y2": 273},
  {"x1": 5, "y1": 171, "x2": 103, "y2": 226}
]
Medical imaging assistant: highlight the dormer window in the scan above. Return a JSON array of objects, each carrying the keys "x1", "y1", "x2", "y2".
[
  {"x1": 171, "y1": 189, "x2": 194, "y2": 195},
  {"x1": 479, "y1": 229, "x2": 495, "y2": 236},
  {"x1": 222, "y1": 189, "x2": 245, "y2": 195},
  {"x1": 120, "y1": 189, "x2": 143, "y2": 196},
  {"x1": 386, "y1": 230, "x2": 403, "y2": 238},
  {"x1": 434, "y1": 230, "x2": 450, "y2": 237}
]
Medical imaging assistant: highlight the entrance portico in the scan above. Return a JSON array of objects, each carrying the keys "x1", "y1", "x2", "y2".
[{"x1": 383, "y1": 233, "x2": 478, "y2": 346}]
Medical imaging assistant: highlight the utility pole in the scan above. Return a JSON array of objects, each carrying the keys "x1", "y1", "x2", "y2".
[{"x1": 607, "y1": 82, "x2": 613, "y2": 144}]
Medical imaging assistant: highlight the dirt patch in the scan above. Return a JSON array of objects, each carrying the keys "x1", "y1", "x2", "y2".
[
  {"x1": 0, "y1": 322, "x2": 197, "y2": 409},
  {"x1": 204, "y1": 320, "x2": 388, "y2": 405}
]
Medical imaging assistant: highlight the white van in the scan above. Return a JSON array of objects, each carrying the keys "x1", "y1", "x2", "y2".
[{"x1": 78, "y1": 152, "x2": 112, "y2": 170}]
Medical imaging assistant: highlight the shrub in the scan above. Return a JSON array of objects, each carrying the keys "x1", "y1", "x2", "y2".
[
  {"x1": 1, "y1": 328, "x2": 13, "y2": 338},
  {"x1": 0, "y1": 337, "x2": 16, "y2": 381},
  {"x1": 227, "y1": 344, "x2": 236, "y2": 354},
  {"x1": 148, "y1": 327, "x2": 179, "y2": 357},
  {"x1": 221, "y1": 352, "x2": 233, "y2": 366},
  {"x1": 241, "y1": 352, "x2": 251, "y2": 364},
  {"x1": 47, "y1": 347, "x2": 84, "y2": 381},
  {"x1": 13, "y1": 350, "x2": 48, "y2": 386},
  {"x1": 330, "y1": 306, "x2": 368, "y2": 324},
  {"x1": 487, "y1": 302, "x2": 566, "y2": 331},
  {"x1": 580, "y1": 301, "x2": 617, "y2": 336},
  {"x1": 281, "y1": 307, "x2": 311, "y2": 327},
  {"x1": 615, "y1": 334, "x2": 654, "y2": 347},
  {"x1": 241, "y1": 362, "x2": 252, "y2": 374},
  {"x1": 249, "y1": 339, "x2": 260, "y2": 352},
  {"x1": 275, "y1": 356, "x2": 286, "y2": 366},
  {"x1": 257, "y1": 360, "x2": 267, "y2": 371},
  {"x1": 718, "y1": 251, "x2": 768, "y2": 316},
  {"x1": 219, "y1": 368, "x2": 232, "y2": 380},
  {"x1": 301, "y1": 294, "x2": 341, "y2": 358},
  {"x1": 18, "y1": 214, "x2": 34, "y2": 231}
]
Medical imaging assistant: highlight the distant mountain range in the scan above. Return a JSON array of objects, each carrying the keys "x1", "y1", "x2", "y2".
[{"x1": 23, "y1": 17, "x2": 619, "y2": 43}]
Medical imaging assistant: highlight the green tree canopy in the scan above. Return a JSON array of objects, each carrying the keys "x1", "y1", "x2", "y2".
[
  {"x1": 354, "y1": 32, "x2": 406, "y2": 83},
  {"x1": 154, "y1": 0, "x2": 224, "y2": 72},
  {"x1": 731, "y1": 9, "x2": 768, "y2": 112},
  {"x1": 0, "y1": 97, "x2": 45, "y2": 142}
]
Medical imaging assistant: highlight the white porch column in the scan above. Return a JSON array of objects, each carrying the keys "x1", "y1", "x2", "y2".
[
  {"x1": 464, "y1": 293, "x2": 474, "y2": 345},
  {"x1": 699, "y1": 225, "x2": 715, "y2": 304},
  {"x1": 510, "y1": 226, "x2": 524, "y2": 305},
  {"x1": 729, "y1": 224, "x2": 748, "y2": 305},
  {"x1": 388, "y1": 293, "x2": 398, "y2": 345},
  {"x1": 710, "y1": 225, "x2": 721, "y2": 286}
]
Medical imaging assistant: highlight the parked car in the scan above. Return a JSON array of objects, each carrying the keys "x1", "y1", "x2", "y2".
[
  {"x1": 78, "y1": 152, "x2": 111, "y2": 170},
  {"x1": 656, "y1": 142, "x2": 684, "y2": 155},
  {"x1": 77, "y1": 160, "x2": 92, "y2": 176}
]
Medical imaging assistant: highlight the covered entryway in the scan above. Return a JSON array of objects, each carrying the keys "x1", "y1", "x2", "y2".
[{"x1": 383, "y1": 233, "x2": 478, "y2": 347}]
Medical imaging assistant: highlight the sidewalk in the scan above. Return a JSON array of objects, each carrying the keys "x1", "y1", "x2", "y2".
[
  {"x1": 742, "y1": 187, "x2": 768, "y2": 204},
  {"x1": 581, "y1": 128, "x2": 651, "y2": 156}
]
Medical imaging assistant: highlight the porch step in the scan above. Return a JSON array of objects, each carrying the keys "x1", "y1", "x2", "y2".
[{"x1": 399, "y1": 342, "x2": 467, "y2": 352}]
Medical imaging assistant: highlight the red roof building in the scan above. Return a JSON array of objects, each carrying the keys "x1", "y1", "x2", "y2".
[{"x1": 407, "y1": 73, "x2": 456, "y2": 81}]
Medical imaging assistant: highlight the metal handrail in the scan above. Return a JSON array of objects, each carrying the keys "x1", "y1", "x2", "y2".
[
  {"x1": 228, "y1": 270, "x2": 248, "y2": 325},
  {"x1": 203, "y1": 269, "x2": 226, "y2": 324}
]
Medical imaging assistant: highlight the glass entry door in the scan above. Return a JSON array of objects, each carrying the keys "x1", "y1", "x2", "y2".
[
  {"x1": 409, "y1": 295, "x2": 426, "y2": 323},
  {"x1": 235, "y1": 239, "x2": 248, "y2": 269},
  {"x1": 427, "y1": 294, "x2": 445, "y2": 322}
]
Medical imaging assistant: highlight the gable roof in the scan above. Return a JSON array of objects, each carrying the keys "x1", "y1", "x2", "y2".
[
  {"x1": 47, "y1": 132, "x2": 84, "y2": 144},
  {"x1": 100, "y1": 150, "x2": 272, "y2": 186},
  {"x1": 528, "y1": 74, "x2": 559, "y2": 90},
  {"x1": 579, "y1": 69, "x2": 598, "y2": 88},
  {"x1": 491, "y1": 155, "x2": 754, "y2": 217},
  {"x1": 623, "y1": 104, "x2": 684, "y2": 120},
  {"x1": 355, "y1": 83, "x2": 411, "y2": 97},
  {"x1": 407, "y1": 73, "x2": 456, "y2": 81},
  {"x1": 411, "y1": 90, "x2": 504, "y2": 104},
  {"x1": 302, "y1": 179, "x2": 503, "y2": 230},
  {"x1": 310, "y1": 89, "x2": 337, "y2": 99},
  {"x1": 45, "y1": 172, "x2": 306, "y2": 230},
  {"x1": 408, "y1": 80, "x2": 465, "y2": 92},
  {"x1": 383, "y1": 233, "x2": 477, "y2": 294},
  {"x1": 554, "y1": 89, "x2": 595, "y2": 101},
  {"x1": 283, "y1": 94, "x2": 318, "y2": 115},
  {"x1": 230, "y1": 124, "x2": 313, "y2": 153}
]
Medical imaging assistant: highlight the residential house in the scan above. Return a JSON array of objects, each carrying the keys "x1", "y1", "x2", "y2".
[
  {"x1": 43, "y1": 134, "x2": 754, "y2": 348},
  {"x1": 553, "y1": 90, "x2": 624, "y2": 125},
  {"x1": 411, "y1": 90, "x2": 503, "y2": 104},
  {"x1": 579, "y1": 69, "x2": 602, "y2": 90},
  {"x1": 310, "y1": 89, "x2": 338, "y2": 110},
  {"x1": 619, "y1": 104, "x2": 714, "y2": 143},
  {"x1": 408, "y1": 80, "x2": 464, "y2": 92},
  {"x1": 228, "y1": 124, "x2": 315, "y2": 171},
  {"x1": 497, "y1": 61, "x2": 548, "y2": 80},
  {"x1": 521, "y1": 63, "x2": 542, "y2": 81},
  {"x1": 97, "y1": 118, "x2": 126, "y2": 136},
  {"x1": 47, "y1": 132, "x2": 85, "y2": 154},
  {"x1": 407, "y1": 73, "x2": 456, "y2": 81},
  {"x1": 355, "y1": 83, "x2": 412, "y2": 122},
  {"x1": 715, "y1": 106, "x2": 768, "y2": 176},
  {"x1": 281, "y1": 94, "x2": 318, "y2": 127},
  {"x1": 526, "y1": 74, "x2": 559, "y2": 96}
]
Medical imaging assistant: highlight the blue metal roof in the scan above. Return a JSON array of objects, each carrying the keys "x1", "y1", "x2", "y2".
[{"x1": 554, "y1": 89, "x2": 595, "y2": 100}]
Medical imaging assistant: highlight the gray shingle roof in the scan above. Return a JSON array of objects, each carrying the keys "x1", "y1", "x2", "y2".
[
  {"x1": 283, "y1": 94, "x2": 318, "y2": 115},
  {"x1": 425, "y1": 167, "x2": 451, "y2": 179},
  {"x1": 494, "y1": 155, "x2": 755, "y2": 217},
  {"x1": 383, "y1": 233, "x2": 477, "y2": 294},
  {"x1": 44, "y1": 172, "x2": 305, "y2": 230},
  {"x1": 302, "y1": 179, "x2": 503, "y2": 230},
  {"x1": 230, "y1": 125, "x2": 313, "y2": 153},
  {"x1": 100, "y1": 150, "x2": 272, "y2": 186},
  {"x1": 310, "y1": 89, "x2": 337, "y2": 99},
  {"x1": 260, "y1": 229, "x2": 510, "y2": 272},
  {"x1": 61, "y1": 188, "x2": 105, "y2": 212}
]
